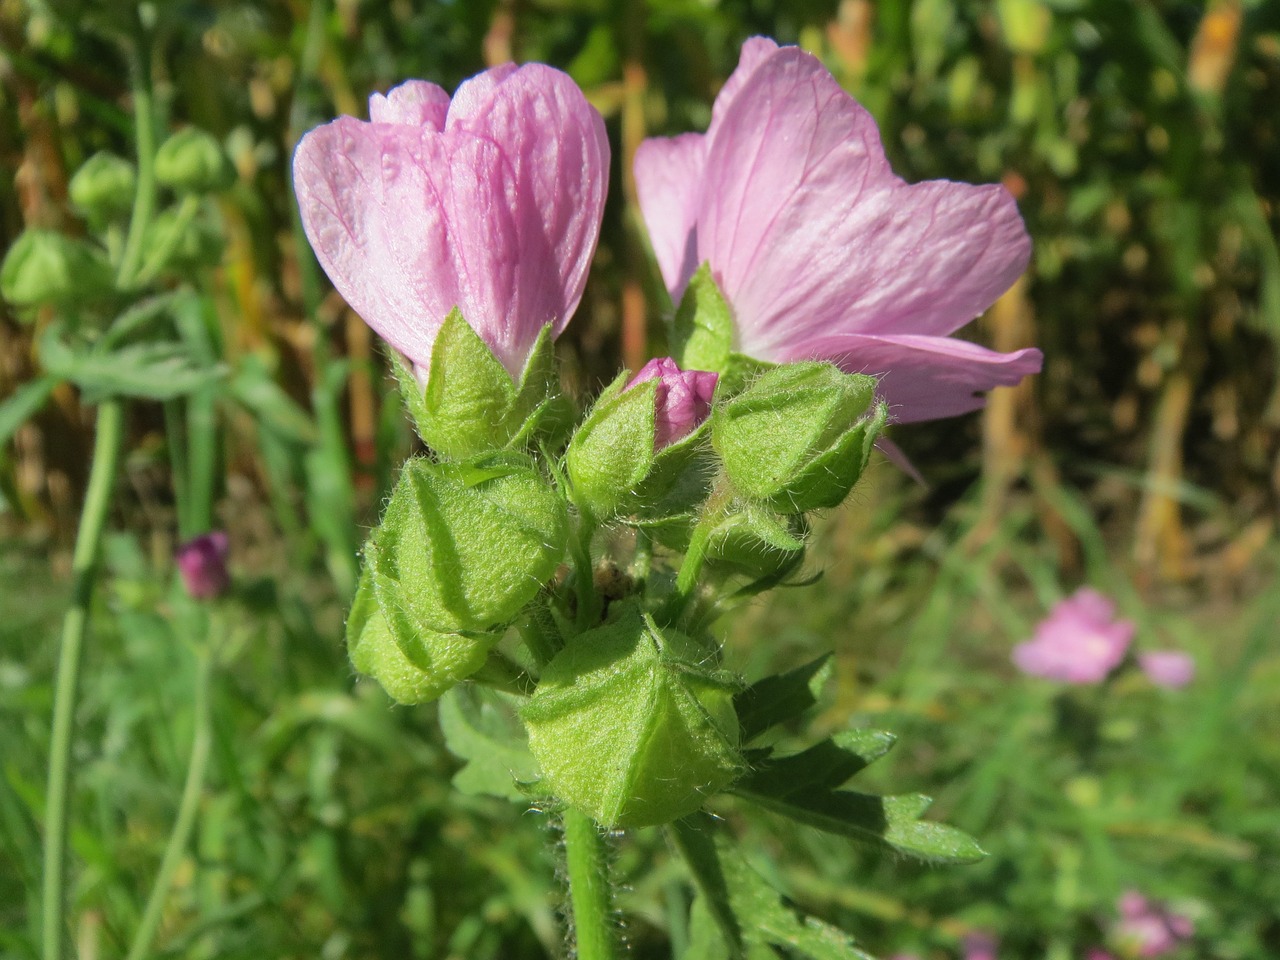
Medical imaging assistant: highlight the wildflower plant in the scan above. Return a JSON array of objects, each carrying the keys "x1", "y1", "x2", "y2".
[{"x1": 293, "y1": 40, "x2": 1040, "y2": 960}]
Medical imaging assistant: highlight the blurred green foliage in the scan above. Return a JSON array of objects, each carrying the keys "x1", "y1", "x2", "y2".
[{"x1": 1, "y1": 0, "x2": 1277, "y2": 958}]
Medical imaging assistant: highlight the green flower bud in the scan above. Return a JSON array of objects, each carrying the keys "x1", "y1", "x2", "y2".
[
  {"x1": 398, "y1": 311, "x2": 569, "y2": 460},
  {"x1": 0, "y1": 229, "x2": 114, "y2": 310},
  {"x1": 140, "y1": 208, "x2": 225, "y2": 276},
  {"x1": 521, "y1": 606, "x2": 742, "y2": 828},
  {"x1": 347, "y1": 547, "x2": 496, "y2": 704},
  {"x1": 68, "y1": 151, "x2": 136, "y2": 219},
  {"x1": 154, "y1": 128, "x2": 235, "y2": 194},
  {"x1": 704, "y1": 501, "x2": 807, "y2": 582},
  {"x1": 711, "y1": 362, "x2": 886, "y2": 513},
  {"x1": 564, "y1": 372, "x2": 656, "y2": 517},
  {"x1": 374, "y1": 453, "x2": 568, "y2": 635}
]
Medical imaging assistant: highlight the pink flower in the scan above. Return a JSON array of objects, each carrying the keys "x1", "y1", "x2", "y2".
[
  {"x1": 963, "y1": 931, "x2": 999, "y2": 960},
  {"x1": 293, "y1": 67, "x2": 609, "y2": 377},
  {"x1": 175, "y1": 532, "x2": 231, "y2": 600},
  {"x1": 1086, "y1": 951, "x2": 1117, "y2": 960},
  {"x1": 1012, "y1": 588, "x2": 1134, "y2": 684},
  {"x1": 1138, "y1": 651, "x2": 1195, "y2": 689},
  {"x1": 634, "y1": 37, "x2": 1040, "y2": 424},
  {"x1": 1113, "y1": 890, "x2": 1193, "y2": 957},
  {"x1": 627, "y1": 357, "x2": 717, "y2": 450}
]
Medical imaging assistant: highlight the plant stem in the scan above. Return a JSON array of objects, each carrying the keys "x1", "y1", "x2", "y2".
[
  {"x1": 115, "y1": 24, "x2": 159, "y2": 290},
  {"x1": 42, "y1": 399, "x2": 126, "y2": 960},
  {"x1": 562, "y1": 807, "x2": 616, "y2": 960},
  {"x1": 660, "y1": 518, "x2": 713, "y2": 623},
  {"x1": 124, "y1": 638, "x2": 215, "y2": 960},
  {"x1": 572, "y1": 517, "x2": 600, "y2": 629}
]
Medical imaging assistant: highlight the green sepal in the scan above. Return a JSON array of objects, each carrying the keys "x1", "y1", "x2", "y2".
[
  {"x1": 703, "y1": 501, "x2": 807, "y2": 582},
  {"x1": 671, "y1": 263, "x2": 734, "y2": 373},
  {"x1": 397, "y1": 312, "x2": 565, "y2": 459},
  {"x1": 521, "y1": 605, "x2": 743, "y2": 828},
  {"x1": 564, "y1": 371, "x2": 658, "y2": 518},
  {"x1": 374, "y1": 453, "x2": 568, "y2": 634},
  {"x1": 712, "y1": 362, "x2": 884, "y2": 513},
  {"x1": 438, "y1": 684, "x2": 542, "y2": 800},
  {"x1": 346, "y1": 554, "x2": 495, "y2": 704},
  {"x1": 154, "y1": 128, "x2": 235, "y2": 194},
  {"x1": 1, "y1": 230, "x2": 115, "y2": 311},
  {"x1": 733, "y1": 734, "x2": 985, "y2": 864},
  {"x1": 69, "y1": 151, "x2": 136, "y2": 220}
]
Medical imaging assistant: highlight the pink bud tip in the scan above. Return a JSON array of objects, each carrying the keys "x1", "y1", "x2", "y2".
[
  {"x1": 627, "y1": 357, "x2": 718, "y2": 451},
  {"x1": 175, "y1": 531, "x2": 231, "y2": 600}
]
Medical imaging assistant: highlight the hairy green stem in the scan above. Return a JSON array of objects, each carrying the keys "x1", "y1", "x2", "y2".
[
  {"x1": 42, "y1": 399, "x2": 126, "y2": 960},
  {"x1": 660, "y1": 518, "x2": 713, "y2": 624},
  {"x1": 562, "y1": 808, "x2": 616, "y2": 960},
  {"x1": 124, "y1": 639, "x2": 215, "y2": 960}
]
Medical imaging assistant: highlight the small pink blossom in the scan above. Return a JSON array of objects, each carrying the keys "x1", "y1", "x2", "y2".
[
  {"x1": 963, "y1": 931, "x2": 999, "y2": 960},
  {"x1": 634, "y1": 37, "x2": 1041, "y2": 425},
  {"x1": 175, "y1": 532, "x2": 230, "y2": 600},
  {"x1": 1138, "y1": 651, "x2": 1195, "y2": 689},
  {"x1": 1113, "y1": 890, "x2": 1193, "y2": 957},
  {"x1": 1012, "y1": 588, "x2": 1134, "y2": 684},
  {"x1": 294, "y1": 67, "x2": 609, "y2": 378},
  {"x1": 627, "y1": 357, "x2": 717, "y2": 450},
  {"x1": 1086, "y1": 951, "x2": 1117, "y2": 960}
]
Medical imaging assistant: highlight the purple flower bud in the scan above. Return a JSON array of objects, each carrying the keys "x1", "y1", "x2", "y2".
[
  {"x1": 1011, "y1": 588, "x2": 1134, "y2": 684},
  {"x1": 962, "y1": 931, "x2": 999, "y2": 960},
  {"x1": 1113, "y1": 890, "x2": 1194, "y2": 958},
  {"x1": 175, "y1": 532, "x2": 231, "y2": 600},
  {"x1": 1138, "y1": 650, "x2": 1195, "y2": 689},
  {"x1": 627, "y1": 357, "x2": 717, "y2": 451}
]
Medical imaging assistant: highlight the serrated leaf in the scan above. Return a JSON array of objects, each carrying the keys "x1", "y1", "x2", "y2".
[
  {"x1": 438, "y1": 685, "x2": 540, "y2": 801},
  {"x1": 671, "y1": 813, "x2": 874, "y2": 960},
  {"x1": 0, "y1": 376, "x2": 57, "y2": 447},
  {"x1": 734, "y1": 782, "x2": 985, "y2": 865},
  {"x1": 40, "y1": 328, "x2": 223, "y2": 401},
  {"x1": 738, "y1": 730, "x2": 897, "y2": 795},
  {"x1": 734, "y1": 656, "x2": 832, "y2": 743}
]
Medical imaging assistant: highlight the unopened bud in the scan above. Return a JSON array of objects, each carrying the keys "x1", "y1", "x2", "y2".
[
  {"x1": 69, "y1": 151, "x2": 136, "y2": 219},
  {"x1": 155, "y1": 128, "x2": 235, "y2": 194}
]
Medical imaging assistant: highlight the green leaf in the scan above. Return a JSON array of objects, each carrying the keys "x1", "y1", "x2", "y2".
[
  {"x1": 0, "y1": 376, "x2": 57, "y2": 448},
  {"x1": 734, "y1": 656, "x2": 832, "y2": 743},
  {"x1": 735, "y1": 773, "x2": 985, "y2": 865},
  {"x1": 740, "y1": 730, "x2": 897, "y2": 795},
  {"x1": 670, "y1": 813, "x2": 874, "y2": 960},
  {"x1": 438, "y1": 684, "x2": 541, "y2": 801},
  {"x1": 672, "y1": 263, "x2": 735, "y2": 374},
  {"x1": 228, "y1": 356, "x2": 319, "y2": 445},
  {"x1": 40, "y1": 328, "x2": 224, "y2": 402}
]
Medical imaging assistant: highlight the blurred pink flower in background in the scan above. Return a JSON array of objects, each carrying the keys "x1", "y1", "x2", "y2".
[
  {"x1": 294, "y1": 67, "x2": 609, "y2": 377},
  {"x1": 962, "y1": 931, "x2": 999, "y2": 960},
  {"x1": 1086, "y1": 951, "x2": 1117, "y2": 960},
  {"x1": 1114, "y1": 891, "x2": 1193, "y2": 957},
  {"x1": 627, "y1": 357, "x2": 717, "y2": 451},
  {"x1": 1138, "y1": 650, "x2": 1195, "y2": 689},
  {"x1": 175, "y1": 531, "x2": 230, "y2": 600},
  {"x1": 635, "y1": 37, "x2": 1041, "y2": 426},
  {"x1": 1012, "y1": 588, "x2": 1135, "y2": 684}
]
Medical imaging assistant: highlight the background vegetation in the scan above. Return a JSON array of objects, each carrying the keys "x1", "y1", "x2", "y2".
[{"x1": 1, "y1": 0, "x2": 1276, "y2": 958}]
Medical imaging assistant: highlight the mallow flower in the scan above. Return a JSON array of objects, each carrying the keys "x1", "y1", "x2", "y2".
[
  {"x1": 293, "y1": 65, "x2": 609, "y2": 378},
  {"x1": 635, "y1": 37, "x2": 1041, "y2": 424},
  {"x1": 1012, "y1": 588, "x2": 1134, "y2": 684},
  {"x1": 1138, "y1": 650, "x2": 1195, "y2": 689},
  {"x1": 175, "y1": 531, "x2": 231, "y2": 600}
]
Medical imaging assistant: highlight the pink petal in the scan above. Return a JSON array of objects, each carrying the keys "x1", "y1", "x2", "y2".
[
  {"x1": 709, "y1": 36, "x2": 781, "y2": 127},
  {"x1": 369, "y1": 80, "x2": 450, "y2": 128},
  {"x1": 697, "y1": 46, "x2": 1030, "y2": 358},
  {"x1": 294, "y1": 117, "x2": 446, "y2": 367},
  {"x1": 789, "y1": 333, "x2": 1042, "y2": 423},
  {"x1": 446, "y1": 63, "x2": 519, "y2": 125},
  {"x1": 634, "y1": 133, "x2": 707, "y2": 300}
]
